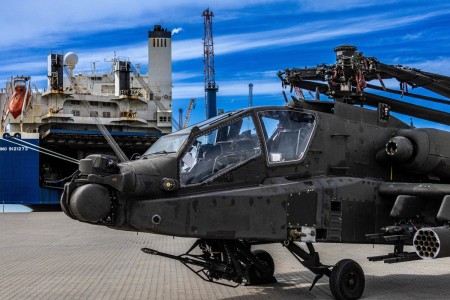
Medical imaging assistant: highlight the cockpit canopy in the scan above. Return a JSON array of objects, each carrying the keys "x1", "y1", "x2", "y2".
[{"x1": 142, "y1": 107, "x2": 316, "y2": 186}]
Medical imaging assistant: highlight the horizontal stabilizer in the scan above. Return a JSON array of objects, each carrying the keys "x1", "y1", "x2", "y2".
[
  {"x1": 437, "y1": 196, "x2": 450, "y2": 222},
  {"x1": 390, "y1": 195, "x2": 424, "y2": 218}
]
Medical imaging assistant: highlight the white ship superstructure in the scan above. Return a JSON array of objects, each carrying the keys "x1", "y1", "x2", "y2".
[{"x1": 0, "y1": 25, "x2": 173, "y2": 205}]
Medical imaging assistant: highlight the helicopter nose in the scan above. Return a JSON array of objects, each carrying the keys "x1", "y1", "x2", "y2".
[{"x1": 69, "y1": 183, "x2": 111, "y2": 222}]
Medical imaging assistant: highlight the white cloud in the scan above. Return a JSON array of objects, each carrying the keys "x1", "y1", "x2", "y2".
[
  {"x1": 2, "y1": 0, "x2": 400, "y2": 51},
  {"x1": 0, "y1": 0, "x2": 284, "y2": 50},
  {"x1": 171, "y1": 27, "x2": 183, "y2": 36},
  {"x1": 406, "y1": 58, "x2": 450, "y2": 76},
  {"x1": 296, "y1": 0, "x2": 396, "y2": 12},
  {"x1": 2, "y1": 7, "x2": 448, "y2": 77},
  {"x1": 171, "y1": 10, "x2": 450, "y2": 61},
  {"x1": 172, "y1": 71, "x2": 203, "y2": 81},
  {"x1": 0, "y1": 61, "x2": 47, "y2": 74},
  {"x1": 402, "y1": 32, "x2": 423, "y2": 41}
]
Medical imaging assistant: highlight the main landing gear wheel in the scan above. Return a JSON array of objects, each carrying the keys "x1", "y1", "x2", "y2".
[
  {"x1": 329, "y1": 259, "x2": 365, "y2": 300},
  {"x1": 247, "y1": 249, "x2": 276, "y2": 285}
]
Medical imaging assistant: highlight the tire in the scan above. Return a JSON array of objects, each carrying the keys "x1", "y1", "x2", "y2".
[
  {"x1": 247, "y1": 249, "x2": 275, "y2": 285},
  {"x1": 329, "y1": 259, "x2": 365, "y2": 300}
]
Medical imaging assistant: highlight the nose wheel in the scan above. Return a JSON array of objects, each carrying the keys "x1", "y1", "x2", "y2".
[
  {"x1": 329, "y1": 259, "x2": 365, "y2": 300},
  {"x1": 284, "y1": 241, "x2": 365, "y2": 300}
]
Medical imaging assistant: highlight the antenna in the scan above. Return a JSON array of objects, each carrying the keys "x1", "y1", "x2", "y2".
[
  {"x1": 90, "y1": 61, "x2": 99, "y2": 76},
  {"x1": 249, "y1": 83, "x2": 253, "y2": 107}
]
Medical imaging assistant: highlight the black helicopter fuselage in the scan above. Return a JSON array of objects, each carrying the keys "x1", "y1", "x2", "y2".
[{"x1": 61, "y1": 102, "x2": 450, "y2": 243}]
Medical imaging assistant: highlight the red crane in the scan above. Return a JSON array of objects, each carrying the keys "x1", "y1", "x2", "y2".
[{"x1": 202, "y1": 8, "x2": 218, "y2": 119}]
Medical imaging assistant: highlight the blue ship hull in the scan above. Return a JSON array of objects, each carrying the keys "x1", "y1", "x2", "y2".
[
  {"x1": 0, "y1": 129, "x2": 164, "y2": 205},
  {"x1": 0, "y1": 135, "x2": 61, "y2": 205}
]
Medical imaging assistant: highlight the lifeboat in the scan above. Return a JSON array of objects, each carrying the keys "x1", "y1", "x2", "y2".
[{"x1": 9, "y1": 82, "x2": 31, "y2": 119}]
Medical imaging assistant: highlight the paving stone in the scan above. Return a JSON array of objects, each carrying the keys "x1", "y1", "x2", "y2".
[{"x1": 0, "y1": 212, "x2": 449, "y2": 299}]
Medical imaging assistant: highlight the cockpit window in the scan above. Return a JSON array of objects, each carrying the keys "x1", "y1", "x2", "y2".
[
  {"x1": 142, "y1": 133, "x2": 189, "y2": 156},
  {"x1": 258, "y1": 110, "x2": 316, "y2": 164},
  {"x1": 180, "y1": 115, "x2": 261, "y2": 185}
]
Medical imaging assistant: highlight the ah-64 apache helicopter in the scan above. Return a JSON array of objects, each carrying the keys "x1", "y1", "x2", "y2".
[{"x1": 61, "y1": 45, "x2": 450, "y2": 300}]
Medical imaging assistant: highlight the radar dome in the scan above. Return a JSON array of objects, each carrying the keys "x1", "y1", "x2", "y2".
[{"x1": 64, "y1": 52, "x2": 79, "y2": 67}]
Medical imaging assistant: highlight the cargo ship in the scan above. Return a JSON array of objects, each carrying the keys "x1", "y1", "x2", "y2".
[{"x1": 0, "y1": 25, "x2": 173, "y2": 206}]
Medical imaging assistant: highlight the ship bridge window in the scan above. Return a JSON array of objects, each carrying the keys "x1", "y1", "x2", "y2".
[
  {"x1": 179, "y1": 115, "x2": 261, "y2": 185},
  {"x1": 158, "y1": 115, "x2": 172, "y2": 122},
  {"x1": 90, "y1": 111, "x2": 98, "y2": 117},
  {"x1": 258, "y1": 110, "x2": 316, "y2": 164},
  {"x1": 103, "y1": 112, "x2": 111, "y2": 118},
  {"x1": 72, "y1": 110, "x2": 80, "y2": 116},
  {"x1": 101, "y1": 85, "x2": 114, "y2": 94}
]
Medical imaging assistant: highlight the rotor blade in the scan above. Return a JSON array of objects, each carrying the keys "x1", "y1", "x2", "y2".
[
  {"x1": 282, "y1": 91, "x2": 288, "y2": 103},
  {"x1": 364, "y1": 91, "x2": 450, "y2": 126},
  {"x1": 366, "y1": 83, "x2": 450, "y2": 106},
  {"x1": 294, "y1": 80, "x2": 329, "y2": 94},
  {"x1": 293, "y1": 80, "x2": 450, "y2": 126},
  {"x1": 375, "y1": 63, "x2": 450, "y2": 98},
  {"x1": 287, "y1": 79, "x2": 450, "y2": 126}
]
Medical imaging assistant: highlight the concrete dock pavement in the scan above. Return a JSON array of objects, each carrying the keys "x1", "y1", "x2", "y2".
[{"x1": 0, "y1": 212, "x2": 449, "y2": 299}]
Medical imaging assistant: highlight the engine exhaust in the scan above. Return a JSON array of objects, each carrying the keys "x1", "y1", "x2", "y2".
[{"x1": 413, "y1": 227, "x2": 450, "y2": 259}]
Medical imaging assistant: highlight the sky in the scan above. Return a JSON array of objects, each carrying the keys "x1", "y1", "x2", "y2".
[{"x1": 1, "y1": 0, "x2": 450, "y2": 128}]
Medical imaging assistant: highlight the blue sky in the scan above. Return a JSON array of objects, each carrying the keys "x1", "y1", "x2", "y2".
[{"x1": 1, "y1": 0, "x2": 450, "y2": 128}]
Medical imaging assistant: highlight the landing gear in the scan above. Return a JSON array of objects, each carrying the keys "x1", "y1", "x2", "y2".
[
  {"x1": 283, "y1": 241, "x2": 365, "y2": 300},
  {"x1": 247, "y1": 249, "x2": 276, "y2": 284},
  {"x1": 142, "y1": 239, "x2": 365, "y2": 300},
  {"x1": 141, "y1": 239, "x2": 276, "y2": 287},
  {"x1": 329, "y1": 259, "x2": 365, "y2": 300}
]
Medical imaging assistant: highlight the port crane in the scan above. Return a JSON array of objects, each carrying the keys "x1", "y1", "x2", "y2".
[{"x1": 183, "y1": 98, "x2": 196, "y2": 128}]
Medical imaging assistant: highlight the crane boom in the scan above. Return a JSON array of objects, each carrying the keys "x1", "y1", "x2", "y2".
[{"x1": 183, "y1": 98, "x2": 195, "y2": 128}]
